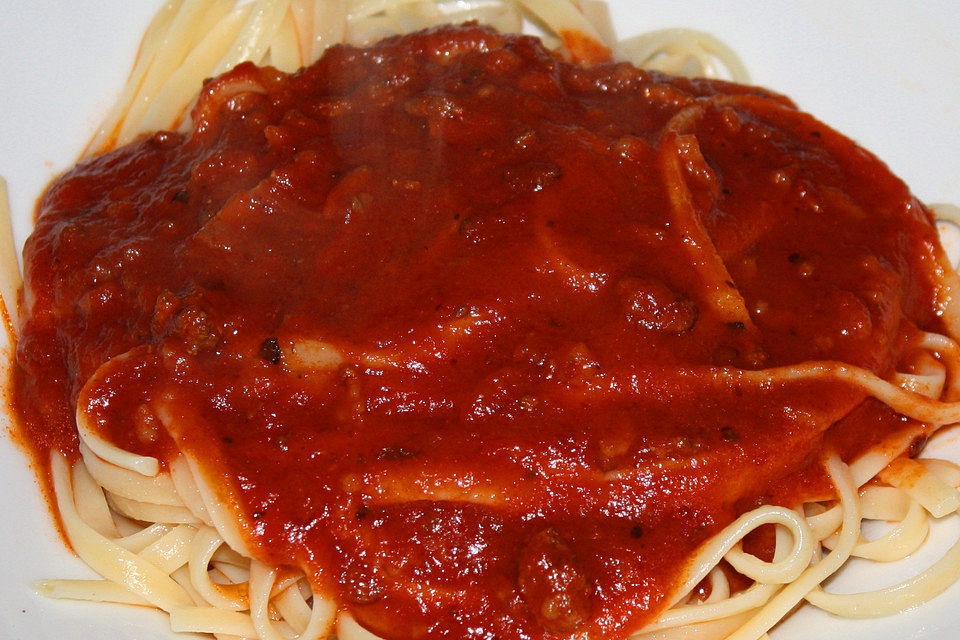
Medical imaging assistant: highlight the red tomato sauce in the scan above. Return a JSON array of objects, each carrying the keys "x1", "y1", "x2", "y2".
[{"x1": 12, "y1": 25, "x2": 948, "y2": 639}]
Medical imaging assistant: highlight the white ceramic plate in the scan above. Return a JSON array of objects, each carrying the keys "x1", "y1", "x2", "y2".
[{"x1": 1, "y1": 2, "x2": 959, "y2": 639}]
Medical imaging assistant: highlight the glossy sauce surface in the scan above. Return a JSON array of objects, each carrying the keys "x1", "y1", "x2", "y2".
[{"x1": 13, "y1": 25, "x2": 947, "y2": 639}]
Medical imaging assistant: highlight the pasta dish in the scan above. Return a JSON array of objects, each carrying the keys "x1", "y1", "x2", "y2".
[{"x1": 5, "y1": 2, "x2": 960, "y2": 640}]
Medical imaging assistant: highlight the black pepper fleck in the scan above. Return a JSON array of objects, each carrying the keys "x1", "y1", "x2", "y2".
[{"x1": 259, "y1": 337, "x2": 282, "y2": 364}]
